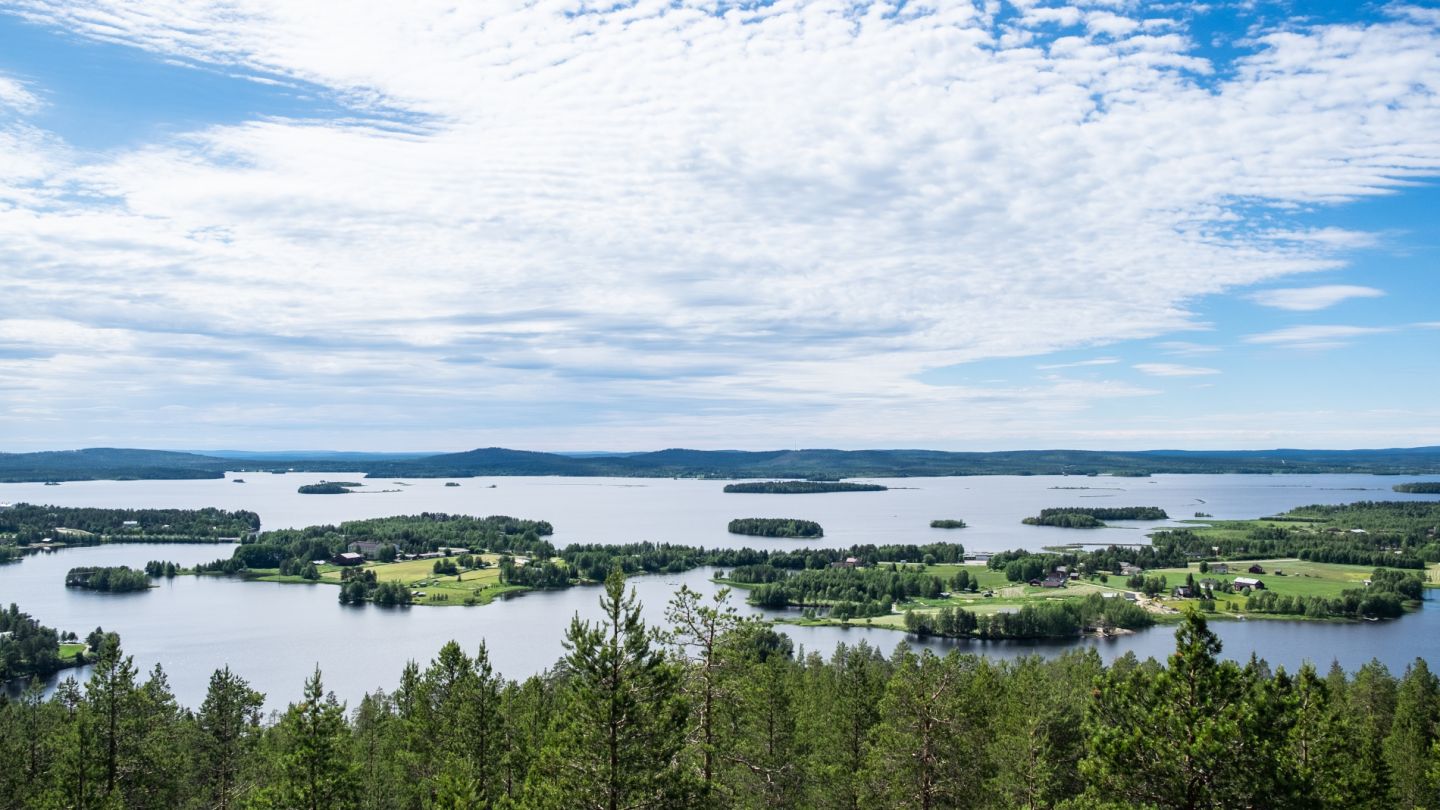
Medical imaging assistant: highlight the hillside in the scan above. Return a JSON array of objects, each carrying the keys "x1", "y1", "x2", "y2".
[{"x1": 4, "y1": 445, "x2": 1440, "y2": 483}]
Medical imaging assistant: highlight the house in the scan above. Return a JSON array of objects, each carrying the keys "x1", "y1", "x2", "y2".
[
  {"x1": 1040, "y1": 574, "x2": 1066, "y2": 588},
  {"x1": 1247, "y1": 564, "x2": 1266, "y2": 575},
  {"x1": 332, "y1": 552, "x2": 364, "y2": 566},
  {"x1": 1200, "y1": 579, "x2": 1220, "y2": 590},
  {"x1": 830, "y1": 556, "x2": 863, "y2": 569},
  {"x1": 121, "y1": 520, "x2": 139, "y2": 528},
  {"x1": 1173, "y1": 585, "x2": 1194, "y2": 598},
  {"x1": 1209, "y1": 563, "x2": 1229, "y2": 575},
  {"x1": 1120, "y1": 563, "x2": 1142, "y2": 576},
  {"x1": 1234, "y1": 576, "x2": 1265, "y2": 590},
  {"x1": 348, "y1": 540, "x2": 385, "y2": 557}
]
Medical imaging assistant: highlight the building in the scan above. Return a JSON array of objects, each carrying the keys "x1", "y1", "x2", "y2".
[
  {"x1": 1247, "y1": 564, "x2": 1266, "y2": 575},
  {"x1": 1120, "y1": 563, "x2": 1142, "y2": 577},
  {"x1": 348, "y1": 540, "x2": 385, "y2": 557},
  {"x1": 829, "y1": 556, "x2": 862, "y2": 569},
  {"x1": 332, "y1": 552, "x2": 364, "y2": 566},
  {"x1": 1233, "y1": 576, "x2": 1265, "y2": 590},
  {"x1": 1209, "y1": 563, "x2": 1229, "y2": 574},
  {"x1": 1040, "y1": 574, "x2": 1066, "y2": 588},
  {"x1": 1173, "y1": 585, "x2": 1194, "y2": 598}
]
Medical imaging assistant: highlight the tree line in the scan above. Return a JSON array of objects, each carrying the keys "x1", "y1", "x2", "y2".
[
  {"x1": 7, "y1": 582, "x2": 1440, "y2": 809},
  {"x1": 721, "y1": 481, "x2": 887, "y2": 494},
  {"x1": 902, "y1": 592, "x2": 1153, "y2": 639},
  {"x1": 0, "y1": 504, "x2": 259, "y2": 546}
]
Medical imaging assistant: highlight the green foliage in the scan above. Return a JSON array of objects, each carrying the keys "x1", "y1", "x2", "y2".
[
  {"x1": 0, "y1": 602, "x2": 83, "y2": 680},
  {"x1": 930, "y1": 518, "x2": 967, "y2": 528},
  {"x1": 65, "y1": 565, "x2": 152, "y2": 592},
  {"x1": 5, "y1": 592, "x2": 1440, "y2": 809},
  {"x1": 296, "y1": 482, "x2": 359, "y2": 494},
  {"x1": 0, "y1": 503, "x2": 258, "y2": 545},
  {"x1": 727, "y1": 517, "x2": 824, "y2": 537},
  {"x1": 722, "y1": 480, "x2": 887, "y2": 494},
  {"x1": 1393, "y1": 482, "x2": 1440, "y2": 494},
  {"x1": 903, "y1": 593, "x2": 1154, "y2": 640},
  {"x1": 1022, "y1": 506, "x2": 1168, "y2": 528}
]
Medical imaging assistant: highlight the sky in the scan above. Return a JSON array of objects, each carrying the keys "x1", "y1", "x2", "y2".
[{"x1": 0, "y1": 0, "x2": 1438, "y2": 453}]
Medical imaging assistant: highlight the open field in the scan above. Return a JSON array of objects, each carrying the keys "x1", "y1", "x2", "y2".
[
  {"x1": 776, "y1": 557, "x2": 1431, "y2": 631},
  {"x1": 253, "y1": 553, "x2": 524, "y2": 605},
  {"x1": 58, "y1": 642, "x2": 85, "y2": 659}
]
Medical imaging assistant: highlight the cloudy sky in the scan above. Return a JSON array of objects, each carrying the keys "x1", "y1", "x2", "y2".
[{"x1": 1, "y1": 0, "x2": 1438, "y2": 452}]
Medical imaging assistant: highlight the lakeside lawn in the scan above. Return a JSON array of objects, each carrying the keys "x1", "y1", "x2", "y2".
[
  {"x1": 254, "y1": 553, "x2": 523, "y2": 605},
  {"x1": 770, "y1": 558, "x2": 1431, "y2": 632}
]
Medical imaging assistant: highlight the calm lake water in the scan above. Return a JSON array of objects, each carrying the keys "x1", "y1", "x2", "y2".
[{"x1": 3, "y1": 473, "x2": 1439, "y2": 711}]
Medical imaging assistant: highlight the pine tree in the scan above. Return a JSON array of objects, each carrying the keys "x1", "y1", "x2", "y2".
[
  {"x1": 271, "y1": 666, "x2": 361, "y2": 810},
  {"x1": 1386, "y1": 659, "x2": 1440, "y2": 808},
  {"x1": 195, "y1": 665, "x2": 265, "y2": 810},
  {"x1": 665, "y1": 584, "x2": 746, "y2": 791},
  {"x1": 525, "y1": 570, "x2": 694, "y2": 810}
]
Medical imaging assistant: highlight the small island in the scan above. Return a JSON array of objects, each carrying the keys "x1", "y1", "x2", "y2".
[
  {"x1": 445, "y1": 482, "x2": 461, "y2": 487},
  {"x1": 65, "y1": 565, "x2": 152, "y2": 592},
  {"x1": 297, "y1": 481, "x2": 362, "y2": 495},
  {"x1": 930, "y1": 519, "x2": 967, "y2": 529},
  {"x1": 722, "y1": 480, "x2": 887, "y2": 494},
  {"x1": 1023, "y1": 506, "x2": 1168, "y2": 528},
  {"x1": 727, "y1": 517, "x2": 824, "y2": 538},
  {"x1": 1393, "y1": 482, "x2": 1440, "y2": 494}
]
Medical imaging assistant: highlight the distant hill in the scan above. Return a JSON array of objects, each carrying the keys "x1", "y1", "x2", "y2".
[{"x1": 3, "y1": 445, "x2": 1440, "y2": 483}]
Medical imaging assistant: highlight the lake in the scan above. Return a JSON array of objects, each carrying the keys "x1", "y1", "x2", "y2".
[{"x1": 3, "y1": 473, "x2": 1439, "y2": 711}]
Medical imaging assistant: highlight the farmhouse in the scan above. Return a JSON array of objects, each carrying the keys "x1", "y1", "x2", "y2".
[
  {"x1": 332, "y1": 552, "x2": 364, "y2": 566},
  {"x1": 1209, "y1": 563, "x2": 1230, "y2": 574},
  {"x1": 1234, "y1": 576, "x2": 1265, "y2": 590},
  {"x1": 1248, "y1": 564, "x2": 1266, "y2": 575},
  {"x1": 348, "y1": 540, "x2": 385, "y2": 557}
]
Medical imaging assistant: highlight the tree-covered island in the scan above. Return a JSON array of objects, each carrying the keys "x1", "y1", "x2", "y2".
[
  {"x1": 0, "y1": 504, "x2": 259, "y2": 552},
  {"x1": 930, "y1": 518, "x2": 967, "y2": 529},
  {"x1": 297, "y1": 481, "x2": 363, "y2": 494},
  {"x1": 722, "y1": 480, "x2": 887, "y2": 494},
  {"x1": 726, "y1": 517, "x2": 824, "y2": 537},
  {"x1": 1022, "y1": 505, "x2": 1169, "y2": 527}
]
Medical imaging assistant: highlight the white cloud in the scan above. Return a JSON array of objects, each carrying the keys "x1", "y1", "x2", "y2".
[
  {"x1": 0, "y1": 3, "x2": 1437, "y2": 447},
  {"x1": 1249, "y1": 285, "x2": 1385, "y2": 311},
  {"x1": 1243, "y1": 324, "x2": 1394, "y2": 350},
  {"x1": 1156, "y1": 341, "x2": 1221, "y2": 356},
  {"x1": 0, "y1": 75, "x2": 43, "y2": 115},
  {"x1": 1133, "y1": 363, "x2": 1221, "y2": 377},
  {"x1": 1036, "y1": 357, "x2": 1119, "y2": 370}
]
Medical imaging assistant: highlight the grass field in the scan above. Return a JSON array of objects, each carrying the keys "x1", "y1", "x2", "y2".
[
  {"x1": 775, "y1": 557, "x2": 1428, "y2": 631},
  {"x1": 58, "y1": 642, "x2": 86, "y2": 659},
  {"x1": 254, "y1": 553, "x2": 523, "y2": 605}
]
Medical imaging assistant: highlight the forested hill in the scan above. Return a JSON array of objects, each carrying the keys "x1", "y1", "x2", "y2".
[{"x1": 5, "y1": 445, "x2": 1440, "y2": 482}]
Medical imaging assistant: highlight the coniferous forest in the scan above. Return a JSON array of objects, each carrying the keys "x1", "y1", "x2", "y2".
[{"x1": 5, "y1": 573, "x2": 1440, "y2": 810}]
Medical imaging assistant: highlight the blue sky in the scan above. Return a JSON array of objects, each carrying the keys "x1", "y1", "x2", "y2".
[{"x1": 0, "y1": 0, "x2": 1437, "y2": 452}]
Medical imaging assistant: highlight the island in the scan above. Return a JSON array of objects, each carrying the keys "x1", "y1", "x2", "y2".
[
  {"x1": 65, "y1": 566, "x2": 152, "y2": 592},
  {"x1": 722, "y1": 481, "x2": 887, "y2": 494},
  {"x1": 930, "y1": 519, "x2": 967, "y2": 529},
  {"x1": 297, "y1": 481, "x2": 363, "y2": 494},
  {"x1": 726, "y1": 517, "x2": 824, "y2": 538},
  {"x1": 1022, "y1": 506, "x2": 1168, "y2": 527},
  {"x1": 0, "y1": 504, "x2": 258, "y2": 555},
  {"x1": 1394, "y1": 482, "x2": 1440, "y2": 494}
]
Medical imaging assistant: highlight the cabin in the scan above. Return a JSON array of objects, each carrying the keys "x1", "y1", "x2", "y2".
[
  {"x1": 829, "y1": 556, "x2": 863, "y2": 569},
  {"x1": 1247, "y1": 564, "x2": 1266, "y2": 575},
  {"x1": 332, "y1": 552, "x2": 364, "y2": 567},
  {"x1": 1119, "y1": 563, "x2": 1142, "y2": 576},
  {"x1": 1040, "y1": 574, "x2": 1066, "y2": 588},
  {"x1": 1209, "y1": 563, "x2": 1229, "y2": 575},
  {"x1": 1173, "y1": 585, "x2": 1194, "y2": 598},
  {"x1": 348, "y1": 540, "x2": 385, "y2": 557},
  {"x1": 1233, "y1": 576, "x2": 1265, "y2": 590}
]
